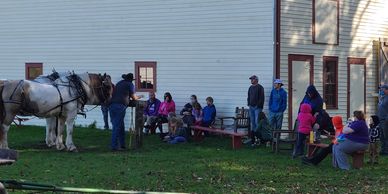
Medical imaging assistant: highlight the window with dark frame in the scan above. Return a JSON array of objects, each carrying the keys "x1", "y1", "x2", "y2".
[
  {"x1": 313, "y1": 0, "x2": 339, "y2": 45},
  {"x1": 135, "y1": 61, "x2": 156, "y2": 92},
  {"x1": 323, "y1": 56, "x2": 338, "y2": 109},
  {"x1": 25, "y1": 63, "x2": 43, "y2": 80}
]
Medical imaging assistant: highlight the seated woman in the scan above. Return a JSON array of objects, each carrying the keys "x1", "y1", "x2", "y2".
[
  {"x1": 157, "y1": 92, "x2": 176, "y2": 136},
  {"x1": 192, "y1": 103, "x2": 203, "y2": 126},
  {"x1": 180, "y1": 95, "x2": 199, "y2": 127},
  {"x1": 143, "y1": 91, "x2": 161, "y2": 133},
  {"x1": 332, "y1": 110, "x2": 369, "y2": 170},
  {"x1": 302, "y1": 115, "x2": 344, "y2": 165}
]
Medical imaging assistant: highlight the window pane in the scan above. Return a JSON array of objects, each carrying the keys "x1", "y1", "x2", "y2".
[
  {"x1": 28, "y1": 67, "x2": 42, "y2": 80},
  {"x1": 323, "y1": 59, "x2": 337, "y2": 108},
  {"x1": 139, "y1": 67, "x2": 154, "y2": 89}
]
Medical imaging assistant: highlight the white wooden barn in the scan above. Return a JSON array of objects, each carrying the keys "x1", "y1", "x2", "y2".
[{"x1": 0, "y1": 0, "x2": 387, "y2": 129}]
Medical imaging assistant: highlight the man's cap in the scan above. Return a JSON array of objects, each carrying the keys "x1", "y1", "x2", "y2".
[
  {"x1": 249, "y1": 75, "x2": 258, "y2": 80},
  {"x1": 274, "y1": 79, "x2": 283, "y2": 85}
]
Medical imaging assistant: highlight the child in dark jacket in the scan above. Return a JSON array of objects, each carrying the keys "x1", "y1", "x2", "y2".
[
  {"x1": 251, "y1": 112, "x2": 273, "y2": 147},
  {"x1": 202, "y1": 97, "x2": 216, "y2": 127},
  {"x1": 369, "y1": 115, "x2": 380, "y2": 164},
  {"x1": 293, "y1": 103, "x2": 317, "y2": 158}
]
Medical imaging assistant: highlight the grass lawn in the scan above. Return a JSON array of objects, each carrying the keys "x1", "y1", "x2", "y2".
[{"x1": 1, "y1": 125, "x2": 388, "y2": 193}]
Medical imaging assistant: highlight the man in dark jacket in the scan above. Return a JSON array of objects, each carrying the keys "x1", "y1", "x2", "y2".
[
  {"x1": 247, "y1": 75, "x2": 265, "y2": 139},
  {"x1": 268, "y1": 79, "x2": 287, "y2": 130},
  {"x1": 378, "y1": 84, "x2": 388, "y2": 155}
]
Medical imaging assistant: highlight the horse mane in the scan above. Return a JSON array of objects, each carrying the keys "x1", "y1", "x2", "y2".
[{"x1": 67, "y1": 73, "x2": 88, "y2": 108}]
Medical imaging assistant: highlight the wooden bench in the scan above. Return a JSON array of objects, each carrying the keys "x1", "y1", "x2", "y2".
[
  {"x1": 307, "y1": 143, "x2": 365, "y2": 169},
  {"x1": 191, "y1": 126, "x2": 247, "y2": 149},
  {"x1": 13, "y1": 116, "x2": 31, "y2": 127},
  {"x1": 352, "y1": 150, "x2": 365, "y2": 169}
]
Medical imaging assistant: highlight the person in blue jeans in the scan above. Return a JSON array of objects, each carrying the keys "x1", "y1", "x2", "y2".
[
  {"x1": 109, "y1": 73, "x2": 142, "y2": 151},
  {"x1": 268, "y1": 79, "x2": 287, "y2": 130},
  {"x1": 247, "y1": 75, "x2": 265, "y2": 145}
]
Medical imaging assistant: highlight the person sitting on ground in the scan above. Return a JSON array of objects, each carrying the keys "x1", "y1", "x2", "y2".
[
  {"x1": 332, "y1": 110, "x2": 369, "y2": 170},
  {"x1": 251, "y1": 112, "x2": 273, "y2": 147},
  {"x1": 293, "y1": 103, "x2": 317, "y2": 158},
  {"x1": 157, "y1": 92, "x2": 176, "y2": 136},
  {"x1": 163, "y1": 115, "x2": 187, "y2": 144},
  {"x1": 180, "y1": 95, "x2": 199, "y2": 127},
  {"x1": 192, "y1": 103, "x2": 203, "y2": 126},
  {"x1": 143, "y1": 91, "x2": 161, "y2": 134},
  {"x1": 302, "y1": 115, "x2": 344, "y2": 166},
  {"x1": 369, "y1": 115, "x2": 380, "y2": 164},
  {"x1": 201, "y1": 97, "x2": 217, "y2": 127}
]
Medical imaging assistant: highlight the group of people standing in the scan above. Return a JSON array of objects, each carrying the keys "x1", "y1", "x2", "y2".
[
  {"x1": 105, "y1": 72, "x2": 386, "y2": 171},
  {"x1": 247, "y1": 75, "x2": 287, "y2": 146}
]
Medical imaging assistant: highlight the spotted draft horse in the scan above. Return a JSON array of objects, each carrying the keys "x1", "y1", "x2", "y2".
[{"x1": 0, "y1": 72, "x2": 113, "y2": 151}]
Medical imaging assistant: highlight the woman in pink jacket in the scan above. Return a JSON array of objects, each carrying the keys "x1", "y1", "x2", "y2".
[
  {"x1": 157, "y1": 92, "x2": 176, "y2": 136},
  {"x1": 293, "y1": 103, "x2": 317, "y2": 158}
]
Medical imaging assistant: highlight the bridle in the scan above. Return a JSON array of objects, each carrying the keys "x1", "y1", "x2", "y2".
[{"x1": 79, "y1": 74, "x2": 112, "y2": 105}]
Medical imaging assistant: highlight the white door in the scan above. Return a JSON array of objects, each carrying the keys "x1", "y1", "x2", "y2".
[
  {"x1": 291, "y1": 61, "x2": 311, "y2": 128},
  {"x1": 349, "y1": 64, "x2": 365, "y2": 116}
]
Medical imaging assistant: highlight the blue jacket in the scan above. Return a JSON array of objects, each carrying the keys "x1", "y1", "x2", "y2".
[
  {"x1": 269, "y1": 88, "x2": 287, "y2": 113},
  {"x1": 203, "y1": 104, "x2": 216, "y2": 123}
]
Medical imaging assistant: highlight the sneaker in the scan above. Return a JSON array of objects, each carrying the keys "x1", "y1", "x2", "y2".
[
  {"x1": 265, "y1": 141, "x2": 271, "y2": 147},
  {"x1": 243, "y1": 139, "x2": 252, "y2": 144}
]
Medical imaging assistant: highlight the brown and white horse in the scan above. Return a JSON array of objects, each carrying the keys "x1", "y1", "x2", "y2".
[{"x1": 0, "y1": 72, "x2": 113, "y2": 151}]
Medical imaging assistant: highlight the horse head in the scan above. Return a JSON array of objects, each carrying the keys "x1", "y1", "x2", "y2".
[{"x1": 88, "y1": 73, "x2": 113, "y2": 105}]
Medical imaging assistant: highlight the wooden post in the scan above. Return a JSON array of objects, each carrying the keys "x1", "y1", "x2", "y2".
[{"x1": 129, "y1": 101, "x2": 146, "y2": 150}]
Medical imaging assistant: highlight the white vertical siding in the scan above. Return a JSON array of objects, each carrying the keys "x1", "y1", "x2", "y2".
[
  {"x1": 280, "y1": 0, "x2": 388, "y2": 128},
  {"x1": 0, "y1": 0, "x2": 275, "y2": 128}
]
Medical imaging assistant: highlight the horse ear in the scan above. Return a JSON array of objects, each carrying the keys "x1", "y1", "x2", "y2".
[{"x1": 103, "y1": 73, "x2": 107, "y2": 77}]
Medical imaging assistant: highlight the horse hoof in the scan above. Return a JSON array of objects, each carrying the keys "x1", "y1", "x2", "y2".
[
  {"x1": 56, "y1": 144, "x2": 65, "y2": 151},
  {"x1": 68, "y1": 147, "x2": 78, "y2": 153}
]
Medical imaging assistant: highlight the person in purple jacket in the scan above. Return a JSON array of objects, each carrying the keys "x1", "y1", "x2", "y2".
[
  {"x1": 144, "y1": 92, "x2": 161, "y2": 133},
  {"x1": 332, "y1": 110, "x2": 369, "y2": 170}
]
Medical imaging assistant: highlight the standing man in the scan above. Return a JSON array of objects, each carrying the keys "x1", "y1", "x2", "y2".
[
  {"x1": 378, "y1": 84, "x2": 388, "y2": 155},
  {"x1": 101, "y1": 75, "x2": 113, "y2": 130},
  {"x1": 247, "y1": 75, "x2": 265, "y2": 133},
  {"x1": 109, "y1": 73, "x2": 142, "y2": 151},
  {"x1": 268, "y1": 79, "x2": 287, "y2": 130},
  {"x1": 144, "y1": 91, "x2": 161, "y2": 133}
]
